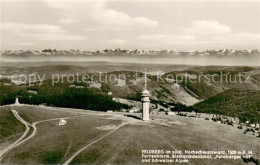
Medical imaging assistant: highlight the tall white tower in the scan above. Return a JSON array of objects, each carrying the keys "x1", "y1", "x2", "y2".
[{"x1": 141, "y1": 68, "x2": 150, "y2": 121}]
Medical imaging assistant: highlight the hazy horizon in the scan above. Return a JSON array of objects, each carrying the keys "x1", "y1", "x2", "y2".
[
  {"x1": 1, "y1": 55, "x2": 260, "y2": 66},
  {"x1": 1, "y1": 48, "x2": 260, "y2": 51}
]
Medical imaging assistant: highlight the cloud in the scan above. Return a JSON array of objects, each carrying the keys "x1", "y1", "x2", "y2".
[
  {"x1": 139, "y1": 34, "x2": 196, "y2": 45},
  {"x1": 214, "y1": 33, "x2": 260, "y2": 42},
  {"x1": 139, "y1": 34, "x2": 198, "y2": 49},
  {"x1": 19, "y1": 33, "x2": 86, "y2": 41},
  {"x1": 1, "y1": 1, "x2": 258, "y2": 50},
  {"x1": 44, "y1": 0, "x2": 158, "y2": 30},
  {"x1": 139, "y1": 21, "x2": 259, "y2": 49},
  {"x1": 174, "y1": 20, "x2": 259, "y2": 48},
  {"x1": 140, "y1": 34, "x2": 195, "y2": 40},
  {"x1": 84, "y1": 28, "x2": 98, "y2": 32},
  {"x1": 107, "y1": 39, "x2": 126, "y2": 44},
  {"x1": 85, "y1": 27, "x2": 132, "y2": 32},
  {"x1": 185, "y1": 20, "x2": 231, "y2": 35},
  {"x1": 1, "y1": 22, "x2": 86, "y2": 41},
  {"x1": 58, "y1": 18, "x2": 75, "y2": 24},
  {"x1": 17, "y1": 42, "x2": 35, "y2": 45},
  {"x1": 2, "y1": 22, "x2": 65, "y2": 33},
  {"x1": 213, "y1": 33, "x2": 260, "y2": 46}
]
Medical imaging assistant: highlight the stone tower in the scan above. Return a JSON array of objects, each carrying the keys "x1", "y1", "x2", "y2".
[
  {"x1": 141, "y1": 69, "x2": 150, "y2": 121},
  {"x1": 15, "y1": 97, "x2": 20, "y2": 105}
]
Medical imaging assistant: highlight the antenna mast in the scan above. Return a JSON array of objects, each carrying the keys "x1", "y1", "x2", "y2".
[{"x1": 144, "y1": 68, "x2": 147, "y2": 89}]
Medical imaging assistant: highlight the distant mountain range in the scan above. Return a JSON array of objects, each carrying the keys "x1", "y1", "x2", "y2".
[{"x1": 1, "y1": 49, "x2": 260, "y2": 56}]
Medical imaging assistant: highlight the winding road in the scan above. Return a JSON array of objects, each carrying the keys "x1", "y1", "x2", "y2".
[
  {"x1": 0, "y1": 110, "x2": 31, "y2": 161},
  {"x1": 0, "y1": 109, "x2": 71, "y2": 162}
]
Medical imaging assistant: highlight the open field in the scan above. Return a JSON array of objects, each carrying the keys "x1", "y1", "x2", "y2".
[{"x1": 0, "y1": 105, "x2": 259, "y2": 165}]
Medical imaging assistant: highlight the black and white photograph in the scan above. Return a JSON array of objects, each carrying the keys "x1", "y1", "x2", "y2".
[{"x1": 0, "y1": 0, "x2": 260, "y2": 164}]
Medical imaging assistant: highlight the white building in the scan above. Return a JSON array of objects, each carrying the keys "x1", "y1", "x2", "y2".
[
  {"x1": 141, "y1": 89, "x2": 151, "y2": 121},
  {"x1": 58, "y1": 119, "x2": 67, "y2": 126},
  {"x1": 27, "y1": 90, "x2": 38, "y2": 95},
  {"x1": 166, "y1": 111, "x2": 176, "y2": 116},
  {"x1": 128, "y1": 107, "x2": 139, "y2": 113},
  {"x1": 141, "y1": 68, "x2": 150, "y2": 121},
  {"x1": 129, "y1": 109, "x2": 135, "y2": 113}
]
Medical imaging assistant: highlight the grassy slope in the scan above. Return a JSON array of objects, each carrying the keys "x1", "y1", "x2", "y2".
[
  {"x1": 0, "y1": 107, "x2": 25, "y2": 143},
  {"x1": 72, "y1": 116, "x2": 260, "y2": 165},
  {"x1": 2, "y1": 108, "x2": 259, "y2": 165},
  {"x1": 193, "y1": 89, "x2": 260, "y2": 123},
  {"x1": 1, "y1": 108, "x2": 122, "y2": 164}
]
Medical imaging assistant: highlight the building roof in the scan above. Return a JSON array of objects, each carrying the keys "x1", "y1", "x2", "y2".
[{"x1": 142, "y1": 89, "x2": 150, "y2": 94}]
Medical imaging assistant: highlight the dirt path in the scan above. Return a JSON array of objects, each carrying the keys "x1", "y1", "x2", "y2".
[
  {"x1": 0, "y1": 109, "x2": 74, "y2": 163},
  {"x1": 12, "y1": 117, "x2": 73, "y2": 151},
  {"x1": 0, "y1": 110, "x2": 31, "y2": 161}
]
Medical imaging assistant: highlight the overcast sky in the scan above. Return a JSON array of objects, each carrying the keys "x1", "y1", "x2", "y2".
[{"x1": 1, "y1": 0, "x2": 259, "y2": 51}]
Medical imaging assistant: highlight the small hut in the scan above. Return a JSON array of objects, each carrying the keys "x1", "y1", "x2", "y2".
[{"x1": 58, "y1": 119, "x2": 67, "y2": 126}]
